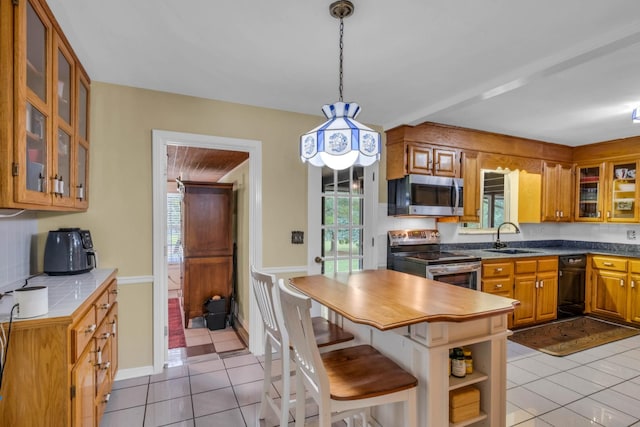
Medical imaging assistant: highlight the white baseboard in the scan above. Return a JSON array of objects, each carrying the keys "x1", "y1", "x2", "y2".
[{"x1": 114, "y1": 365, "x2": 155, "y2": 381}]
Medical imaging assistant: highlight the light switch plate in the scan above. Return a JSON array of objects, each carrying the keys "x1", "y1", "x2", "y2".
[{"x1": 291, "y1": 230, "x2": 304, "y2": 244}]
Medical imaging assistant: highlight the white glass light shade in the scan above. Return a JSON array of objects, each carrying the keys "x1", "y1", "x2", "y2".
[
  {"x1": 300, "y1": 102, "x2": 381, "y2": 170},
  {"x1": 633, "y1": 107, "x2": 640, "y2": 124}
]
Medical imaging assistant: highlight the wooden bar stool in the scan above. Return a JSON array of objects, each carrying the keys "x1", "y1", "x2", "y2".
[
  {"x1": 277, "y1": 278, "x2": 418, "y2": 427},
  {"x1": 250, "y1": 267, "x2": 354, "y2": 427}
]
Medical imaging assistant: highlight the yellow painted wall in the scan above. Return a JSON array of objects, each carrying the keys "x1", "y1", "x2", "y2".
[{"x1": 36, "y1": 82, "x2": 385, "y2": 370}]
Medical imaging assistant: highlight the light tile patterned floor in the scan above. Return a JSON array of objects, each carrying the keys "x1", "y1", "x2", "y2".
[{"x1": 101, "y1": 333, "x2": 640, "y2": 426}]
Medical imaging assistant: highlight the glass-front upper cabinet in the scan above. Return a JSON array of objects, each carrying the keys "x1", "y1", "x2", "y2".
[
  {"x1": 575, "y1": 163, "x2": 604, "y2": 221},
  {"x1": 21, "y1": 0, "x2": 51, "y2": 204},
  {"x1": 51, "y1": 36, "x2": 74, "y2": 207},
  {"x1": 607, "y1": 160, "x2": 639, "y2": 222},
  {"x1": 6, "y1": 0, "x2": 90, "y2": 210},
  {"x1": 75, "y1": 74, "x2": 90, "y2": 209}
]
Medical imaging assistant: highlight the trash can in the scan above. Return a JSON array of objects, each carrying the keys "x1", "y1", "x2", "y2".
[{"x1": 204, "y1": 297, "x2": 227, "y2": 331}]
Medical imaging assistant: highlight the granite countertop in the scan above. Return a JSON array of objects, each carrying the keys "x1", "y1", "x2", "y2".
[
  {"x1": 450, "y1": 245, "x2": 640, "y2": 260},
  {"x1": 0, "y1": 268, "x2": 117, "y2": 322}
]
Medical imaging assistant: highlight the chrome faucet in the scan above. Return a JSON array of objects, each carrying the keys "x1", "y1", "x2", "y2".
[{"x1": 494, "y1": 222, "x2": 521, "y2": 249}]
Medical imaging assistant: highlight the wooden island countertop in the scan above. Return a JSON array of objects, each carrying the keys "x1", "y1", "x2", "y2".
[{"x1": 289, "y1": 269, "x2": 518, "y2": 331}]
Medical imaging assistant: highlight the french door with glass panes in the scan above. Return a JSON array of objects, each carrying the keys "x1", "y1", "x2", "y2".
[{"x1": 307, "y1": 165, "x2": 378, "y2": 277}]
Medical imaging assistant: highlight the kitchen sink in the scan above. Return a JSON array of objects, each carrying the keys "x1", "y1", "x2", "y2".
[{"x1": 484, "y1": 248, "x2": 537, "y2": 255}]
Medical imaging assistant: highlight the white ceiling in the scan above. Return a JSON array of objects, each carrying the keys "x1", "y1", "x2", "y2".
[{"x1": 46, "y1": 0, "x2": 640, "y2": 147}]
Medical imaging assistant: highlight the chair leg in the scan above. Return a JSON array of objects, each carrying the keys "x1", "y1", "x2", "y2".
[
  {"x1": 258, "y1": 340, "x2": 272, "y2": 420},
  {"x1": 279, "y1": 345, "x2": 291, "y2": 427},
  {"x1": 293, "y1": 366, "x2": 306, "y2": 427}
]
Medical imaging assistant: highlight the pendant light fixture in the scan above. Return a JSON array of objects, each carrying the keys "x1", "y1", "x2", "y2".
[{"x1": 300, "y1": 1, "x2": 381, "y2": 171}]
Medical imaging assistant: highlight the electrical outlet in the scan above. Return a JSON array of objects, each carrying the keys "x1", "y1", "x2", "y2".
[{"x1": 627, "y1": 230, "x2": 636, "y2": 240}]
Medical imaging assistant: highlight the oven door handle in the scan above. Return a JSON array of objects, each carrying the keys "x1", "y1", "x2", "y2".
[{"x1": 427, "y1": 262, "x2": 481, "y2": 276}]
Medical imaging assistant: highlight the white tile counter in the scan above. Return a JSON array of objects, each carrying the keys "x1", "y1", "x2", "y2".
[{"x1": 0, "y1": 268, "x2": 117, "y2": 322}]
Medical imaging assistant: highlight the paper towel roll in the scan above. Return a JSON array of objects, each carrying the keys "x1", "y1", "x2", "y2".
[{"x1": 14, "y1": 286, "x2": 48, "y2": 318}]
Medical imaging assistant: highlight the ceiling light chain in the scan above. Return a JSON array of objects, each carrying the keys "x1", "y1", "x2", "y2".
[
  {"x1": 299, "y1": 0, "x2": 381, "y2": 171},
  {"x1": 338, "y1": 17, "x2": 344, "y2": 102}
]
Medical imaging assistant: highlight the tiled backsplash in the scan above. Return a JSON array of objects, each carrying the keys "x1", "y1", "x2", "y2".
[{"x1": 0, "y1": 211, "x2": 37, "y2": 288}]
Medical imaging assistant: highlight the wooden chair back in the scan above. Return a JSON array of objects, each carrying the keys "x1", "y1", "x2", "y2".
[
  {"x1": 277, "y1": 279, "x2": 329, "y2": 402},
  {"x1": 250, "y1": 266, "x2": 286, "y2": 349}
]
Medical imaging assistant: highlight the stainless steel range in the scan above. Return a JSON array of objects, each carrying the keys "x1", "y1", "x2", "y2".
[{"x1": 387, "y1": 229, "x2": 482, "y2": 290}]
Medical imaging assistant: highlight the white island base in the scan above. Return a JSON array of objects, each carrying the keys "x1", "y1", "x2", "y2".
[{"x1": 334, "y1": 312, "x2": 510, "y2": 427}]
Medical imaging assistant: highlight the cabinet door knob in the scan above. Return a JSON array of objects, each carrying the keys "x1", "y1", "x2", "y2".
[{"x1": 102, "y1": 393, "x2": 111, "y2": 404}]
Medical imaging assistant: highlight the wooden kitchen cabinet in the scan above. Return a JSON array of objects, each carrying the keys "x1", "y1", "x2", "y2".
[
  {"x1": 512, "y1": 257, "x2": 558, "y2": 328},
  {"x1": 588, "y1": 255, "x2": 629, "y2": 321},
  {"x1": 481, "y1": 260, "x2": 514, "y2": 328},
  {"x1": 605, "y1": 159, "x2": 639, "y2": 222},
  {"x1": 386, "y1": 139, "x2": 458, "y2": 179},
  {"x1": 0, "y1": 270, "x2": 118, "y2": 427},
  {"x1": 628, "y1": 261, "x2": 640, "y2": 324},
  {"x1": 575, "y1": 160, "x2": 640, "y2": 223},
  {"x1": 460, "y1": 150, "x2": 480, "y2": 222},
  {"x1": 541, "y1": 161, "x2": 573, "y2": 222},
  {"x1": 0, "y1": 0, "x2": 90, "y2": 211},
  {"x1": 407, "y1": 142, "x2": 458, "y2": 177}
]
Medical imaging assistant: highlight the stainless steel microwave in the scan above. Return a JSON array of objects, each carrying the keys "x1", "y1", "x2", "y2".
[{"x1": 388, "y1": 174, "x2": 464, "y2": 216}]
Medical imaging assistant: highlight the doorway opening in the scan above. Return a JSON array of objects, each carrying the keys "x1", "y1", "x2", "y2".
[{"x1": 152, "y1": 130, "x2": 264, "y2": 373}]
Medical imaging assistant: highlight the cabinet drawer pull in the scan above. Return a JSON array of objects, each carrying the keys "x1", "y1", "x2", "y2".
[
  {"x1": 632, "y1": 281, "x2": 636, "y2": 289},
  {"x1": 494, "y1": 284, "x2": 503, "y2": 289},
  {"x1": 100, "y1": 332, "x2": 111, "y2": 340},
  {"x1": 85, "y1": 324, "x2": 97, "y2": 334},
  {"x1": 620, "y1": 279, "x2": 625, "y2": 287},
  {"x1": 102, "y1": 393, "x2": 111, "y2": 404},
  {"x1": 495, "y1": 268, "x2": 503, "y2": 273},
  {"x1": 603, "y1": 262, "x2": 614, "y2": 267},
  {"x1": 99, "y1": 361, "x2": 111, "y2": 371},
  {"x1": 540, "y1": 280, "x2": 544, "y2": 288},
  {"x1": 110, "y1": 320, "x2": 117, "y2": 335},
  {"x1": 99, "y1": 303, "x2": 111, "y2": 310},
  {"x1": 96, "y1": 348, "x2": 102, "y2": 365}
]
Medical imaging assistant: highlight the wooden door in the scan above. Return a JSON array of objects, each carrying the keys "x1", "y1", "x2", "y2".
[
  {"x1": 407, "y1": 143, "x2": 433, "y2": 175},
  {"x1": 591, "y1": 269, "x2": 627, "y2": 320},
  {"x1": 460, "y1": 151, "x2": 479, "y2": 222},
  {"x1": 513, "y1": 274, "x2": 537, "y2": 327},
  {"x1": 556, "y1": 163, "x2": 573, "y2": 221},
  {"x1": 629, "y1": 273, "x2": 640, "y2": 324},
  {"x1": 72, "y1": 342, "x2": 96, "y2": 427},
  {"x1": 536, "y1": 271, "x2": 558, "y2": 322},
  {"x1": 433, "y1": 148, "x2": 457, "y2": 177},
  {"x1": 183, "y1": 256, "x2": 233, "y2": 324},
  {"x1": 182, "y1": 182, "x2": 233, "y2": 257}
]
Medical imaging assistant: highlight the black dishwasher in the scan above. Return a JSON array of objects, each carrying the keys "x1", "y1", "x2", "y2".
[{"x1": 558, "y1": 255, "x2": 586, "y2": 318}]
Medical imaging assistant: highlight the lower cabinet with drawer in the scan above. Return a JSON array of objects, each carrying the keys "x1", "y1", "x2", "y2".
[
  {"x1": 0, "y1": 269, "x2": 118, "y2": 427},
  {"x1": 587, "y1": 255, "x2": 640, "y2": 324},
  {"x1": 482, "y1": 257, "x2": 558, "y2": 329},
  {"x1": 512, "y1": 257, "x2": 558, "y2": 328},
  {"x1": 481, "y1": 260, "x2": 515, "y2": 328}
]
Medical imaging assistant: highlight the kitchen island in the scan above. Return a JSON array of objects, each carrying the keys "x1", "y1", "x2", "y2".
[{"x1": 290, "y1": 269, "x2": 518, "y2": 427}]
